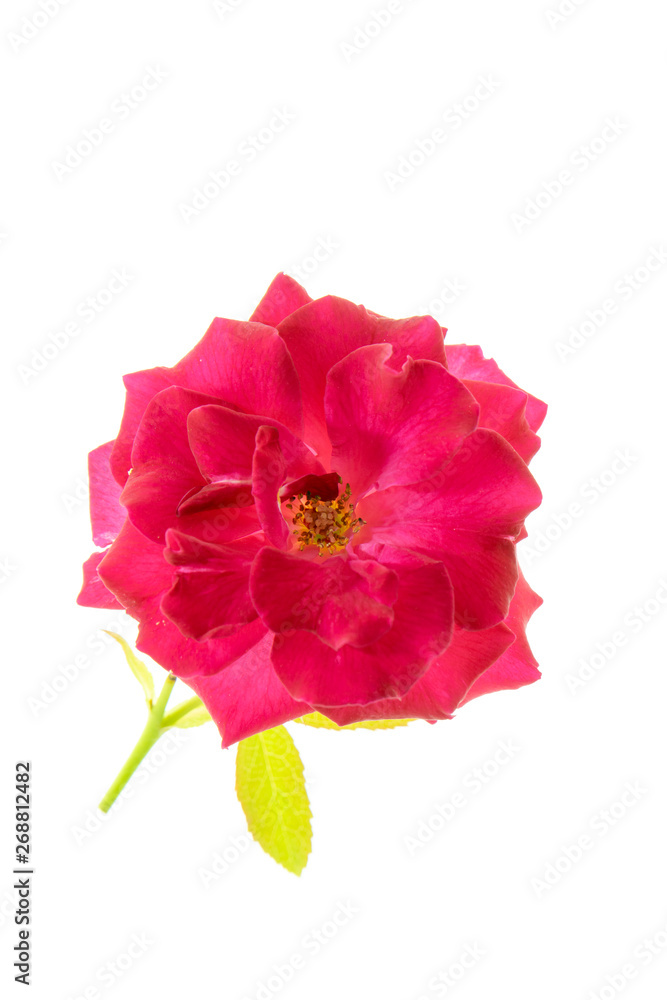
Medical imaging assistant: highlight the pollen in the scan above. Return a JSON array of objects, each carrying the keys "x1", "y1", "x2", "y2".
[{"x1": 285, "y1": 478, "x2": 365, "y2": 556}]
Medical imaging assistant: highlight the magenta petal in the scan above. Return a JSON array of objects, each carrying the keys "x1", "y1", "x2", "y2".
[
  {"x1": 121, "y1": 387, "x2": 219, "y2": 544},
  {"x1": 270, "y1": 548, "x2": 454, "y2": 706},
  {"x1": 98, "y1": 519, "x2": 173, "y2": 618},
  {"x1": 461, "y1": 379, "x2": 541, "y2": 464},
  {"x1": 325, "y1": 343, "x2": 478, "y2": 496},
  {"x1": 172, "y1": 318, "x2": 303, "y2": 438},
  {"x1": 249, "y1": 273, "x2": 312, "y2": 327},
  {"x1": 77, "y1": 551, "x2": 123, "y2": 610},
  {"x1": 461, "y1": 572, "x2": 542, "y2": 703},
  {"x1": 250, "y1": 549, "x2": 396, "y2": 651},
  {"x1": 185, "y1": 633, "x2": 309, "y2": 747},
  {"x1": 252, "y1": 426, "x2": 290, "y2": 549},
  {"x1": 99, "y1": 521, "x2": 265, "y2": 678},
  {"x1": 446, "y1": 345, "x2": 547, "y2": 434},
  {"x1": 187, "y1": 404, "x2": 323, "y2": 486},
  {"x1": 110, "y1": 367, "x2": 175, "y2": 486},
  {"x1": 321, "y1": 622, "x2": 514, "y2": 725},
  {"x1": 89, "y1": 441, "x2": 126, "y2": 547},
  {"x1": 278, "y1": 296, "x2": 446, "y2": 459},
  {"x1": 160, "y1": 530, "x2": 262, "y2": 640},
  {"x1": 138, "y1": 602, "x2": 267, "y2": 679},
  {"x1": 359, "y1": 429, "x2": 542, "y2": 629}
]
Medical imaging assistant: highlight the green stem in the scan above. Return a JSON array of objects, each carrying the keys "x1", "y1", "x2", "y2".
[{"x1": 98, "y1": 673, "x2": 177, "y2": 813}]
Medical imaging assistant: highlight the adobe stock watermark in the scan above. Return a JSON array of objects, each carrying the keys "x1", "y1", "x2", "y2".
[
  {"x1": 241, "y1": 900, "x2": 359, "y2": 1000},
  {"x1": 585, "y1": 913, "x2": 667, "y2": 1000},
  {"x1": 285, "y1": 235, "x2": 340, "y2": 283},
  {"x1": 178, "y1": 107, "x2": 296, "y2": 224},
  {"x1": 0, "y1": 556, "x2": 17, "y2": 585},
  {"x1": 546, "y1": 0, "x2": 593, "y2": 29},
  {"x1": 70, "y1": 730, "x2": 190, "y2": 846},
  {"x1": 17, "y1": 268, "x2": 134, "y2": 385},
  {"x1": 27, "y1": 620, "x2": 133, "y2": 717},
  {"x1": 404, "y1": 740, "x2": 520, "y2": 856},
  {"x1": 339, "y1": 0, "x2": 421, "y2": 63},
  {"x1": 385, "y1": 76, "x2": 501, "y2": 191},
  {"x1": 197, "y1": 832, "x2": 253, "y2": 888},
  {"x1": 7, "y1": 0, "x2": 73, "y2": 53},
  {"x1": 555, "y1": 246, "x2": 667, "y2": 361},
  {"x1": 61, "y1": 475, "x2": 89, "y2": 515},
  {"x1": 419, "y1": 277, "x2": 468, "y2": 320},
  {"x1": 413, "y1": 943, "x2": 486, "y2": 999},
  {"x1": 64, "y1": 933, "x2": 153, "y2": 999},
  {"x1": 511, "y1": 117, "x2": 627, "y2": 233},
  {"x1": 565, "y1": 578, "x2": 667, "y2": 695},
  {"x1": 522, "y1": 448, "x2": 638, "y2": 564},
  {"x1": 51, "y1": 67, "x2": 168, "y2": 180},
  {"x1": 530, "y1": 781, "x2": 648, "y2": 898},
  {"x1": 212, "y1": 0, "x2": 249, "y2": 16}
]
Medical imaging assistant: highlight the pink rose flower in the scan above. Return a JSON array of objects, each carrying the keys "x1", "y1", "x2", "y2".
[{"x1": 78, "y1": 274, "x2": 545, "y2": 745}]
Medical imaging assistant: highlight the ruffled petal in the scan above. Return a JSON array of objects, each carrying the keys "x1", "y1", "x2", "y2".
[
  {"x1": 121, "y1": 387, "x2": 216, "y2": 544},
  {"x1": 325, "y1": 343, "x2": 478, "y2": 496},
  {"x1": 249, "y1": 273, "x2": 312, "y2": 327},
  {"x1": 160, "y1": 530, "x2": 263, "y2": 640},
  {"x1": 278, "y1": 296, "x2": 446, "y2": 460},
  {"x1": 77, "y1": 551, "x2": 123, "y2": 610},
  {"x1": 269, "y1": 548, "x2": 454, "y2": 706},
  {"x1": 98, "y1": 520, "x2": 265, "y2": 678},
  {"x1": 460, "y1": 379, "x2": 541, "y2": 464},
  {"x1": 89, "y1": 441, "x2": 126, "y2": 547},
  {"x1": 172, "y1": 318, "x2": 303, "y2": 437},
  {"x1": 461, "y1": 572, "x2": 542, "y2": 702},
  {"x1": 358, "y1": 429, "x2": 541, "y2": 629},
  {"x1": 250, "y1": 549, "x2": 396, "y2": 652},
  {"x1": 110, "y1": 368, "x2": 175, "y2": 487},
  {"x1": 251, "y1": 426, "x2": 290, "y2": 549},
  {"x1": 185, "y1": 632, "x2": 309, "y2": 748},
  {"x1": 446, "y1": 345, "x2": 547, "y2": 433},
  {"x1": 320, "y1": 621, "x2": 514, "y2": 725},
  {"x1": 187, "y1": 404, "x2": 323, "y2": 485}
]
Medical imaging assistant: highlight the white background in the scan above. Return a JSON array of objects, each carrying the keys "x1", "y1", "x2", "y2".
[{"x1": 2, "y1": 1, "x2": 667, "y2": 998}]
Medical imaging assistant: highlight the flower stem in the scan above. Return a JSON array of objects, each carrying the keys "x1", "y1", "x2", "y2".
[{"x1": 98, "y1": 672, "x2": 177, "y2": 813}]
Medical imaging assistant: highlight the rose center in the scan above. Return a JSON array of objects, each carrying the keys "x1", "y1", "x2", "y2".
[{"x1": 285, "y1": 481, "x2": 365, "y2": 556}]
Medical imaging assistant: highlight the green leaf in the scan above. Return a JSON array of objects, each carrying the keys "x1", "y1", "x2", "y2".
[
  {"x1": 235, "y1": 726, "x2": 312, "y2": 875},
  {"x1": 171, "y1": 705, "x2": 212, "y2": 729},
  {"x1": 294, "y1": 711, "x2": 413, "y2": 731},
  {"x1": 104, "y1": 631, "x2": 155, "y2": 707}
]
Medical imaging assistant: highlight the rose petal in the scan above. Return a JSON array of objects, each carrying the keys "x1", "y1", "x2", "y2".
[
  {"x1": 89, "y1": 441, "x2": 126, "y2": 547},
  {"x1": 325, "y1": 343, "x2": 478, "y2": 496},
  {"x1": 446, "y1": 345, "x2": 547, "y2": 433},
  {"x1": 358, "y1": 429, "x2": 541, "y2": 629},
  {"x1": 250, "y1": 549, "x2": 396, "y2": 651},
  {"x1": 461, "y1": 572, "x2": 542, "y2": 702},
  {"x1": 111, "y1": 367, "x2": 175, "y2": 487},
  {"x1": 185, "y1": 632, "x2": 309, "y2": 748},
  {"x1": 122, "y1": 387, "x2": 217, "y2": 544},
  {"x1": 320, "y1": 621, "x2": 514, "y2": 725},
  {"x1": 187, "y1": 404, "x2": 323, "y2": 486},
  {"x1": 98, "y1": 520, "x2": 265, "y2": 677},
  {"x1": 172, "y1": 318, "x2": 303, "y2": 437},
  {"x1": 77, "y1": 551, "x2": 123, "y2": 610},
  {"x1": 278, "y1": 296, "x2": 446, "y2": 460},
  {"x1": 252, "y1": 426, "x2": 290, "y2": 549},
  {"x1": 460, "y1": 379, "x2": 541, "y2": 464},
  {"x1": 269, "y1": 548, "x2": 454, "y2": 706},
  {"x1": 249, "y1": 273, "x2": 312, "y2": 327},
  {"x1": 160, "y1": 530, "x2": 263, "y2": 640}
]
